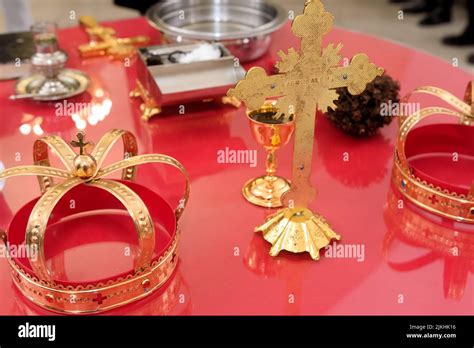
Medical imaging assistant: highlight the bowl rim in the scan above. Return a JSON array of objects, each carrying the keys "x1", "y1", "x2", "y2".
[
  {"x1": 146, "y1": 0, "x2": 288, "y2": 41},
  {"x1": 246, "y1": 104, "x2": 295, "y2": 126}
]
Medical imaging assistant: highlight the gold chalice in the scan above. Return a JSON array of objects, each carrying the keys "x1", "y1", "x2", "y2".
[{"x1": 243, "y1": 103, "x2": 294, "y2": 208}]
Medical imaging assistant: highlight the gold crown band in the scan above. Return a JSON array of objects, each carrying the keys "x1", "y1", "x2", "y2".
[
  {"x1": 393, "y1": 83, "x2": 474, "y2": 223},
  {"x1": 1, "y1": 228, "x2": 179, "y2": 314},
  {"x1": 0, "y1": 129, "x2": 189, "y2": 313}
]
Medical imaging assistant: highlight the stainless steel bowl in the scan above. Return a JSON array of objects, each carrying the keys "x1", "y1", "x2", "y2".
[{"x1": 146, "y1": 0, "x2": 288, "y2": 62}]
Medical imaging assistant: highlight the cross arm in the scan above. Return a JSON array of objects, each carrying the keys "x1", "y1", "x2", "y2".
[
  {"x1": 326, "y1": 54, "x2": 384, "y2": 94},
  {"x1": 227, "y1": 67, "x2": 288, "y2": 111}
]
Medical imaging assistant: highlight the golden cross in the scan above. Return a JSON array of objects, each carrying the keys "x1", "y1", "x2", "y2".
[
  {"x1": 228, "y1": 0, "x2": 383, "y2": 208},
  {"x1": 70, "y1": 132, "x2": 91, "y2": 155},
  {"x1": 78, "y1": 16, "x2": 150, "y2": 59}
]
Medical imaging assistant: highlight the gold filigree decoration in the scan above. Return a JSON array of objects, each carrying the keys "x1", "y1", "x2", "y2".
[{"x1": 276, "y1": 48, "x2": 300, "y2": 73}]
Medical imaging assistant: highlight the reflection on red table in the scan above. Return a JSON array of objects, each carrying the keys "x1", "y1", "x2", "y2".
[{"x1": 0, "y1": 18, "x2": 472, "y2": 315}]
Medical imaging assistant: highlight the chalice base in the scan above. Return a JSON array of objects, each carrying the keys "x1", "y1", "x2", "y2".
[
  {"x1": 255, "y1": 207, "x2": 341, "y2": 260},
  {"x1": 242, "y1": 175, "x2": 290, "y2": 208}
]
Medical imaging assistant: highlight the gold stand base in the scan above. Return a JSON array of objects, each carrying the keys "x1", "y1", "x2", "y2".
[
  {"x1": 242, "y1": 175, "x2": 290, "y2": 208},
  {"x1": 255, "y1": 207, "x2": 341, "y2": 260}
]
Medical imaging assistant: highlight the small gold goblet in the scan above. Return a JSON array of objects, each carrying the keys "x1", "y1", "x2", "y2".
[{"x1": 243, "y1": 103, "x2": 295, "y2": 208}]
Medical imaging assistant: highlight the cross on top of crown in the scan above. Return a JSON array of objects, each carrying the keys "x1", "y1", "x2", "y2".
[{"x1": 70, "y1": 132, "x2": 91, "y2": 155}]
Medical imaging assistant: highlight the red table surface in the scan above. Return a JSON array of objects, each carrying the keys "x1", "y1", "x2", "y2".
[{"x1": 0, "y1": 17, "x2": 472, "y2": 315}]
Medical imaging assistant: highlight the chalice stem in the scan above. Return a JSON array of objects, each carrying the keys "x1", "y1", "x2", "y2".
[{"x1": 265, "y1": 149, "x2": 277, "y2": 178}]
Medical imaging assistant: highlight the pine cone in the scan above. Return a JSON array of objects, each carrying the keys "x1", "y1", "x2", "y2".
[{"x1": 325, "y1": 74, "x2": 400, "y2": 137}]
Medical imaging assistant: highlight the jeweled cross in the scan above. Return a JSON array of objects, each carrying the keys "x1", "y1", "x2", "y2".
[
  {"x1": 228, "y1": 0, "x2": 383, "y2": 208},
  {"x1": 70, "y1": 132, "x2": 91, "y2": 155}
]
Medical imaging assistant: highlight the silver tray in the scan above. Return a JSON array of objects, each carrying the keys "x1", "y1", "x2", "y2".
[{"x1": 146, "y1": 0, "x2": 288, "y2": 62}]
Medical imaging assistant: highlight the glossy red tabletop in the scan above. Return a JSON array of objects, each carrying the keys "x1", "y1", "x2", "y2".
[{"x1": 0, "y1": 17, "x2": 472, "y2": 315}]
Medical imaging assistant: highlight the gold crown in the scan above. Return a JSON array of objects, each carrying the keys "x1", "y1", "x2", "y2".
[
  {"x1": 393, "y1": 82, "x2": 473, "y2": 223},
  {"x1": 0, "y1": 129, "x2": 189, "y2": 314}
]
